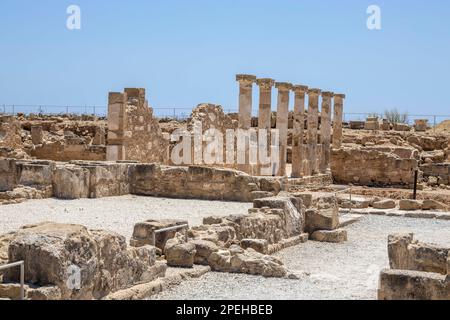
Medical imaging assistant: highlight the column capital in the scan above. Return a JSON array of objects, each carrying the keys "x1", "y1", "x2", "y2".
[
  {"x1": 322, "y1": 91, "x2": 334, "y2": 98},
  {"x1": 256, "y1": 78, "x2": 275, "y2": 90},
  {"x1": 334, "y1": 93, "x2": 346, "y2": 99},
  {"x1": 236, "y1": 74, "x2": 257, "y2": 85},
  {"x1": 292, "y1": 85, "x2": 309, "y2": 94},
  {"x1": 307, "y1": 88, "x2": 322, "y2": 96},
  {"x1": 275, "y1": 82, "x2": 293, "y2": 91}
]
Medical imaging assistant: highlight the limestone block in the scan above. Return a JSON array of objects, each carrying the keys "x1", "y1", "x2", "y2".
[
  {"x1": 240, "y1": 239, "x2": 269, "y2": 254},
  {"x1": 373, "y1": 199, "x2": 397, "y2": 210},
  {"x1": 305, "y1": 208, "x2": 339, "y2": 234},
  {"x1": 27, "y1": 286, "x2": 62, "y2": 301},
  {"x1": 164, "y1": 239, "x2": 196, "y2": 268},
  {"x1": 52, "y1": 165, "x2": 90, "y2": 199},
  {"x1": 399, "y1": 200, "x2": 423, "y2": 211},
  {"x1": 207, "y1": 246, "x2": 288, "y2": 278},
  {"x1": 394, "y1": 123, "x2": 411, "y2": 132},
  {"x1": 388, "y1": 233, "x2": 449, "y2": 275},
  {"x1": 31, "y1": 126, "x2": 44, "y2": 145},
  {"x1": 378, "y1": 269, "x2": 449, "y2": 300},
  {"x1": 0, "y1": 158, "x2": 18, "y2": 192},
  {"x1": 5, "y1": 222, "x2": 156, "y2": 300},
  {"x1": 337, "y1": 195, "x2": 370, "y2": 209},
  {"x1": 130, "y1": 219, "x2": 188, "y2": 250},
  {"x1": 311, "y1": 229, "x2": 348, "y2": 243},
  {"x1": 422, "y1": 199, "x2": 448, "y2": 211},
  {"x1": 191, "y1": 239, "x2": 219, "y2": 265},
  {"x1": 414, "y1": 119, "x2": 429, "y2": 132}
]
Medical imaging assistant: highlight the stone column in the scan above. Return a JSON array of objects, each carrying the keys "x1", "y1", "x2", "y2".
[
  {"x1": 275, "y1": 82, "x2": 292, "y2": 176},
  {"x1": 320, "y1": 92, "x2": 334, "y2": 174},
  {"x1": 306, "y1": 88, "x2": 321, "y2": 176},
  {"x1": 106, "y1": 92, "x2": 127, "y2": 161},
  {"x1": 332, "y1": 94, "x2": 346, "y2": 149},
  {"x1": 236, "y1": 75, "x2": 256, "y2": 174},
  {"x1": 256, "y1": 78, "x2": 275, "y2": 175},
  {"x1": 291, "y1": 85, "x2": 308, "y2": 178},
  {"x1": 236, "y1": 75, "x2": 256, "y2": 129}
]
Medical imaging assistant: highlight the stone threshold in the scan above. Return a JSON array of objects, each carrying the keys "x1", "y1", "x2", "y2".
[
  {"x1": 104, "y1": 265, "x2": 211, "y2": 300},
  {"x1": 340, "y1": 208, "x2": 450, "y2": 220}
]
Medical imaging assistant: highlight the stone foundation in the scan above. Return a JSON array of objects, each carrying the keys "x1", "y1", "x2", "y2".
[{"x1": 378, "y1": 233, "x2": 450, "y2": 300}]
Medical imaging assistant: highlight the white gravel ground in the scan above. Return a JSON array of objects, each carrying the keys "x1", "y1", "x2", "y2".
[
  {"x1": 153, "y1": 215, "x2": 450, "y2": 300},
  {"x1": 0, "y1": 195, "x2": 252, "y2": 241}
]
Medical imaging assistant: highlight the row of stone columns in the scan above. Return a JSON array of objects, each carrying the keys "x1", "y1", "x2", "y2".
[{"x1": 236, "y1": 74, "x2": 345, "y2": 177}]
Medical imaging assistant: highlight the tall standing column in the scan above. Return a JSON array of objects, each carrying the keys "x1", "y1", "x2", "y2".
[
  {"x1": 291, "y1": 85, "x2": 308, "y2": 178},
  {"x1": 307, "y1": 88, "x2": 321, "y2": 176},
  {"x1": 106, "y1": 91, "x2": 127, "y2": 161},
  {"x1": 256, "y1": 78, "x2": 275, "y2": 176},
  {"x1": 320, "y1": 92, "x2": 334, "y2": 174},
  {"x1": 236, "y1": 74, "x2": 257, "y2": 174},
  {"x1": 275, "y1": 82, "x2": 293, "y2": 176},
  {"x1": 332, "y1": 94, "x2": 346, "y2": 149}
]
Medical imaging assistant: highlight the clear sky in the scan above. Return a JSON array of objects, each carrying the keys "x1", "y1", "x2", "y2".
[{"x1": 1, "y1": 0, "x2": 450, "y2": 116}]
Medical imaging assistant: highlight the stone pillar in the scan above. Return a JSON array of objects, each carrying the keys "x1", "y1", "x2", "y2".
[
  {"x1": 106, "y1": 92, "x2": 127, "y2": 161},
  {"x1": 256, "y1": 78, "x2": 275, "y2": 175},
  {"x1": 306, "y1": 88, "x2": 321, "y2": 176},
  {"x1": 31, "y1": 126, "x2": 43, "y2": 145},
  {"x1": 291, "y1": 85, "x2": 308, "y2": 178},
  {"x1": 236, "y1": 75, "x2": 257, "y2": 174},
  {"x1": 320, "y1": 92, "x2": 334, "y2": 174},
  {"x1": 275, "y1": 82, "x2": 292, "y2": 176},
  {"x1": 236, "y1": 75, "x2": 256, "y2": 129},
  {"x1": 332, "y1": 94, "x2": 345, "y2": 149}
]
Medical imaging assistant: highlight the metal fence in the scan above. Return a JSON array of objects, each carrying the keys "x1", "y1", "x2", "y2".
[
  {"x1": 1, "y1": 105, "x2": 449, "y2": 130},
  {"x1": 0, "y1": 104, "x2": 239, "y2": 121},
  {"x1": 343, "y1": 112, "x2": 450, "y2": 133}
]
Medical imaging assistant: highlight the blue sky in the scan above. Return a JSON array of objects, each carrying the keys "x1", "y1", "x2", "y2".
[{"x1": 1, "y1": 0, "x2": 450, "y2": 116}]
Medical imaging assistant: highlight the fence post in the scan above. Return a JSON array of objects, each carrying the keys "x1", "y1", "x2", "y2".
[
  {"x1": 433, "y1": 116, "x2": 437, "y2": 134},
  {"x1": 66, "y1": 106, "x2": 69, "y2": 116},
  {"x1": 2, "y1": 104, "x2": 5, "y2": 114},
  {"x1": 93, "y1": 106, "x2": 96, "y2": 116},
  {"x1": 12, "y1": 105, "x2": 15, "y2": 116}
]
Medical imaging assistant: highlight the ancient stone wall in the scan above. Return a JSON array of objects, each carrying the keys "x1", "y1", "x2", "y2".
[
  {"x1": 331, "y1": 146, "x2": 419, "y2": 187},
  {"x1": 0, "y1": 116, "x2": 22, "y2": 149},
  {"x1": 106, "y1": 88, "x2": 169, "y2": 164}
]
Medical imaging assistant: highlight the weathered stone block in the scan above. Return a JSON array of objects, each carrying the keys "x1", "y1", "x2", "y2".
[
  {"x1": 240, "y1": 239, "x2": 269, "y2": 254},
  {"x1": 373, "y1": 199, "x2": 396, "y2": 210},
  {"x1": 311, "y1": 229, "x2": 348, "y2": 243},
  {"x1": 52, "y1": 165, "x2": 90, "y2": 199},
  {"x1": 305, "y1": 208, "x2": 339, "y2": 234},
  {"x1": 5, "y1": 222, "x2": 156, "y2": 300},
  {"x1": 191, "y1": 239, "x2": 219, "y2": 265},
  {"x1": 399, "y1": 199, "x2": 422, "y2": 211},
  {"x1": 164, "y1": 239, "x2": 196, "y2": 268},
  {"x1": 130, "y1": 219, "x2": 188, "y2": 250},
  {"x1": 378, "y1": 269, "x2": 449, "y2": 300}
]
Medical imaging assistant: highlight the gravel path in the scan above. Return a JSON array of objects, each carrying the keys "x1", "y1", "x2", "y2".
[
  {"x1": 0, "y1": 196, "x2": 252, "y2": 241},
  {"x1": 153, "y1": 215, "x2": 450, "y2": 300}
]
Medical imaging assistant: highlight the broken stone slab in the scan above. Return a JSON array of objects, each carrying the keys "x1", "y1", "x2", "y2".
[
  {"x1": 388, "y1": 233, "x2": 449, "y2": 275},
  {"x1": 207, "y1": 246, "x2": 289, "y2": 278},
  {"x1": 378, "y1": 269, "x2": 449, "y2": 300},
  {"x1": 0, "y1": 283, "x2": 25, "y2": 300},
  {"x1": 373, "y1": 199, "x2": 396, "y2": 210},
  {"x1": 311, "y1": 229, "x2": 348, "y2": 243},
  {"x1": 4, "y1": 222, "x2": 157, "y2": 300},
  {"x1": 164, "y1": 239, "x2": 196, "y2": 268},
  {"x1": 337, "y1": 194, "x2": 370, "y2": 209},
  {"x1": 399, "y1": 199, "x2": 423, "y2": 211},
  {"x1": 27, "y1": 285, "x2": 62, "y2": 301},
  {"x1": 304, "y1": 208, "x2": 339, "y2": 234},
  {"x1": 130, "y1": 219, "x2": 188, "y2": 251},
  {"x1": 240, "y1": 239, "x2": 269, "y2": 254}
]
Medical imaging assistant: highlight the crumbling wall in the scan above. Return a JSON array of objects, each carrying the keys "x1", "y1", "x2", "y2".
[
  {"x1": 2, "y1": 222, "x2": 163, "y2": 300},
  {"x1": 379, "y1": 233, "x2": 450, "y2": 300},
  {"x1": 106, "y1": 88, "x2": 169, "y2": 164},
  {"x1": 331, "y1": 146, "x2": 419, "y2": 187},
  {"x1": 130, "y1": 164, "x2": 264, "y2": 202},
  {"x1": 0, "y1": 116, "x2": 23, "y2": 150}
]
